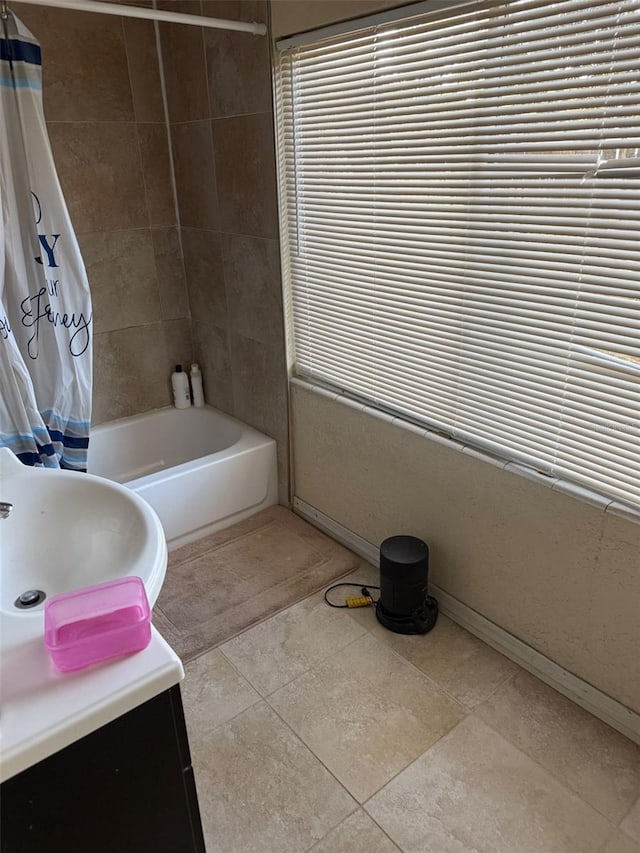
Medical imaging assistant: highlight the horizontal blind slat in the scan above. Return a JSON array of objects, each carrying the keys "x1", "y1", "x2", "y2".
[{"x1": 277, "y1": 0, "x2": 640, "y2": 509}]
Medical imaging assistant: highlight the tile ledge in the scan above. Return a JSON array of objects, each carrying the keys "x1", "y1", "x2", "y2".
[{"x1": 292, "y1": 378, "x2": 640, "y2": 525}]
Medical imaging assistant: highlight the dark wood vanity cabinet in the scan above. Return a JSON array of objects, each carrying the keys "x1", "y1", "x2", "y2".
[{"x1": 1, "y1": 685, "x2": 206, "y2": 853}]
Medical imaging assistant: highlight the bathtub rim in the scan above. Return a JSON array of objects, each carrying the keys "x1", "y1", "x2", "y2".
[{"x1": 90, "y1": 404, "x2": 275, "y2": 489}]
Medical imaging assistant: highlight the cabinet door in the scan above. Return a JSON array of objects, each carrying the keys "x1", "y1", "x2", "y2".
[{"x1": 1, "y1": 686, "x2": 205, "y2": 853}]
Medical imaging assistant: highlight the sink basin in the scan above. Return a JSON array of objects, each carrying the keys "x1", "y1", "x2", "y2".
[{"x1": 0, "y1": 447, "x2": 167, "y2": 616}]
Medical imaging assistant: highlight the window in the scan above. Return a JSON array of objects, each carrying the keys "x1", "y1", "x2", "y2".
[{"x1": 275, "y1": 0, "x2": 640, "y2": 510}]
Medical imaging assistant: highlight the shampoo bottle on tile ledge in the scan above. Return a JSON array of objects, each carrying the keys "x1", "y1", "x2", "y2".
[
  {"x1": 190, "y1": 363, "x2": 205, "y2": 408},
  {"x1": 172, "y1": 364, "x2": 191, "y2": 409}
]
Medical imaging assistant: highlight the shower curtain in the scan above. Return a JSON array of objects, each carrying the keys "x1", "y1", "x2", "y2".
[{"x1": 0, "y1": 11, "x2": 92, "y2": 470}]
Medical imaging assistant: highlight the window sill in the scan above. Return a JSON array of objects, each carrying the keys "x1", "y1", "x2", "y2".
[{"x1": 291, "y1": 377, "x2": 640, "y2": 525}]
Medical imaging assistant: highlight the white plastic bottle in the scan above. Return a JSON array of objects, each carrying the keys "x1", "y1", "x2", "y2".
[
  {"x1": 190, "y1": 363, "x2": 205, "y2": 407},
  {"x1": 171, "y1": 364, "x2": 191, "y2": 409}
]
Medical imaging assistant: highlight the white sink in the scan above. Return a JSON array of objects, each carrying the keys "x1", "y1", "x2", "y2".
[
  {"x1": 0, "y1": 447, "x2": 178, "y2": 785},
  {"x1": 0, "y1": 447, "x2": 167, "y2": 615}
]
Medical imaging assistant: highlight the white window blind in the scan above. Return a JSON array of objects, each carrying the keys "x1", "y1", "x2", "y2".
[{"x1": 275, "y1": 0, "x2": 640, "y2": 510}]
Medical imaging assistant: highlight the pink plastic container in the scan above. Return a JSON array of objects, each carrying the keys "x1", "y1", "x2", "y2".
[{"x1": 44, "y1": 576, "x2": 151, "y2": 673}]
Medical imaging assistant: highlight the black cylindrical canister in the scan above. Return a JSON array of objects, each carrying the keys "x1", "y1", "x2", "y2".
[{"x1": 379, "y1": 535, "x2": 429, "y2": 617}]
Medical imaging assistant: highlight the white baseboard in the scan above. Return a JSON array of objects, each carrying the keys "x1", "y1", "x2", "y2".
[{"x1": 293, "y1": 497, "x2": 640, "y2": 744}]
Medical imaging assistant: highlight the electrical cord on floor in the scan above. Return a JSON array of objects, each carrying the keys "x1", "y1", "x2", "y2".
[{"x1": 323, "y1": 582, "x2": 380, "y2": 609}]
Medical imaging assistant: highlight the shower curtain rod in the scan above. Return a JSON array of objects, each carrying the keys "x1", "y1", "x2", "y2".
[{"x1": 4, "y1": 0, "x2": 267, "y2": 34}]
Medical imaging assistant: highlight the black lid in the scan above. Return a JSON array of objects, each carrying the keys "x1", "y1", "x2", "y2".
[
  {"x1": 175, "y1": 364, "x2": 183, "y2": 372},
  {"x1": 380, "y1": 535, "x2": 429, "y2": 566}
]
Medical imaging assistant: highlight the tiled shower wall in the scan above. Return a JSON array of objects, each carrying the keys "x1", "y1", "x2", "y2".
[
  {"x1": 12, "y1": 0, "x2": 289, "y2": 499},
  {"x1": 13, "y1": 2, "x2": 193, "y2": 424},
  {"x1": 160, "y1": 0, "x2": 289, "y2": 498}
]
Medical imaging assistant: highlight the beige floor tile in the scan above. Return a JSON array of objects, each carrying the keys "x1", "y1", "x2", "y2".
[
  {"x1": 311, "y1": 810, "x2": 400, "y2": 852},
  {"x1": 604, "y1": 830, "x2": 640, "y2": 853},
  {"x1": 348, "y1": 602, "x2": 517, "y2": 708},
  {"x1": 191, "y1": 701, "x2": 356, "y2": 853},
  {"x1": 475, "y1": 669, "x2": 640, "y2": 822},
  {"x1": 622, "y1": 797, "x2": 640, "y2": 843},
  {"x1": 366, "y1": 716, "x2": 612, "y2": 853},
  {"x1": 333, "y1": 562, "x2": 380, "y2": 591},
  {"x1": 269, "y1": 633, "x2": 464, "y2": 802},
  {"x1": 181, "y1": 648, "x2": 260, "y2": 746},
  {"x1": 221, "y1": 592, "x2": 367, "y2": 695}
]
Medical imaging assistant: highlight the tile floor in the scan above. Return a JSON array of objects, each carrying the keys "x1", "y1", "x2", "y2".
[
  {"x1": 178, "y1": 523, "x2": 640, "y2": 853},
  {"x1": 154, "y1": 506, "x2": 360, "y2": 661}
]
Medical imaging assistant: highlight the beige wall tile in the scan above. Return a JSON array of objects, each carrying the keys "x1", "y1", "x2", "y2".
[
  {"x1": 79, "y1": 229, "x2": 162, "y2": 334},
  {"x1": 230, "y1": 332, "x2": 288, "y2": 442},
  {"x1": 152, "y1": 227, "x2": 190, "y2": 321},
  {"x1": 269, "y1": 633, "x2": 464, "y2": 802},
  {"x1": 123, "y1": 17, "x2": 165, "y2": 123},
  {"x1": 158, "y1": 2, "x2": 209, "y2": 123},
  {"x1": 137, "y1": 124, "x2": 176, "y2": 228},
  {"x1": 203, "y1": 23, "x2": 272, "y2": 118},
  {"x1": 163, "y1": 318, "x2": 193, "y2": 379},
  {"x1": 366, "y1": 716, "x2": 613, "y2": 853},
  {"x1": 92, "y1": 322, "x2": 171, "y2": 423},
  {"x1": 193, "y1": 324, "x2": 233, "y2": 413},
  {"x1": 189, "y1": 702, "x2": 356, "y2": 852},
  {"x1": 212, "y1": 112, "x2": 279, "y2": 238},
  {"x1": 476, "y1": 669, "x2": 640, "y2": 822},
  {"x1": 171, "y1": 121, "x2": 219, "y2": 230},
  {"x1": 49, "y1": 122, "x2": 148, "y2": 234},
  {"x1": 311, "y1": 810, "x2": 400, "y2": 853},
  {"x1": 182, "y1": 227, "x2": 227, "y2": 331},
  {"x1": 13, "y1": 4, "x2": 133, "y2": 122},
  {"x1": 291, "y1": 386, "x2": 639, "y2": 709},
  {"x1": 221, "y1": 234, "x2": 284, "y2": 347}
]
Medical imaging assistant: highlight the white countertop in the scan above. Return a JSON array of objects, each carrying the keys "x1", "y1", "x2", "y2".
[{"x1": 0, "y1": 612, "x2": 183, "y2": 783}]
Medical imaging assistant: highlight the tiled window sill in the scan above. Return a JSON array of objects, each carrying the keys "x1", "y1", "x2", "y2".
[{"x1": 291, "y1": 377, "x2": 640, "y2": 525}]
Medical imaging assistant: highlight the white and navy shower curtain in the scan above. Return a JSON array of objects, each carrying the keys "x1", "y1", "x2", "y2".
[{"x1": 1, "y1": 12, "x2": 92, "y2": 470}]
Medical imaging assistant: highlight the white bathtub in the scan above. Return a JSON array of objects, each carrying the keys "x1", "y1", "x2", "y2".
[{"x1": 88, "y1": 406, "x2": 278, "y2": 549}]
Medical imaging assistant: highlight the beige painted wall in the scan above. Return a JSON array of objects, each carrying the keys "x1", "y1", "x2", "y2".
[
  {"x1": 271, "y1": 0, "x2": 408, "y2": 38},
  {"x1": 291, "y1": 383, "x2": 640, "y2": 712}
]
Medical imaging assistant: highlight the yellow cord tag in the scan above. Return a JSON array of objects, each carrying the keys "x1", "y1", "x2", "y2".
[{"x1": 345, "y1": 595, "x2": 373, "y2": 608}]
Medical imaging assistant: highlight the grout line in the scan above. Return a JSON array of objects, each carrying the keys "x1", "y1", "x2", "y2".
[
  {"x1": 264, "y1": 697, "x2": 361, "y2": 806},
  {"x1": 304, "y1": 806, "x2": 364, "y2": 853},
  {"x1": 305, "y1": 809, "x2": 362, "y2": 853},
  {"x1": 177, "y1": 224, "x2": 278, "y2": 242},
  {"x1": 119, "y1": 14, "x2": 138, "y2": 123},
  {"x1": 361, "y1": 718, "x2": 470, "y2": 809},
  {"x1": 469, "y1": 661, "x2": 520, "y2": 710},
  {"x1": 183, "y1": 678, "x2": 363, "y2": 848},
  {"x1": 358, "y1": 809, "x2": 403, "y2": 851},
  {"x1": 618, "y1": 796, "x2": 640, "y2": 829},
  {"x1": 186, "y1": 691, "x2": 263, "y2": 741},
  {"x1": 259, "y1": 629, "x2": 469, "y2": 803},
  {"x1": 221, "y1": 620, "x2": 369, "y2": 702},
  {"x1": 169, "y1": 109, "x2": 274, "y2": 126},
  {"x1": 342, "y1": 607, "x2": 470, "y2": 713},
  {"x1": 153, "y1": 2, "x2": 182, "y2": 234},
  {"x1": 473, "y1": 700, "x2": 633, "y2": 829}
]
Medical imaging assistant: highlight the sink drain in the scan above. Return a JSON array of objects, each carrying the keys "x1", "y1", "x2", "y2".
[{"x1": 15, "y1": 589, "x2": 46, "y2": 609}]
